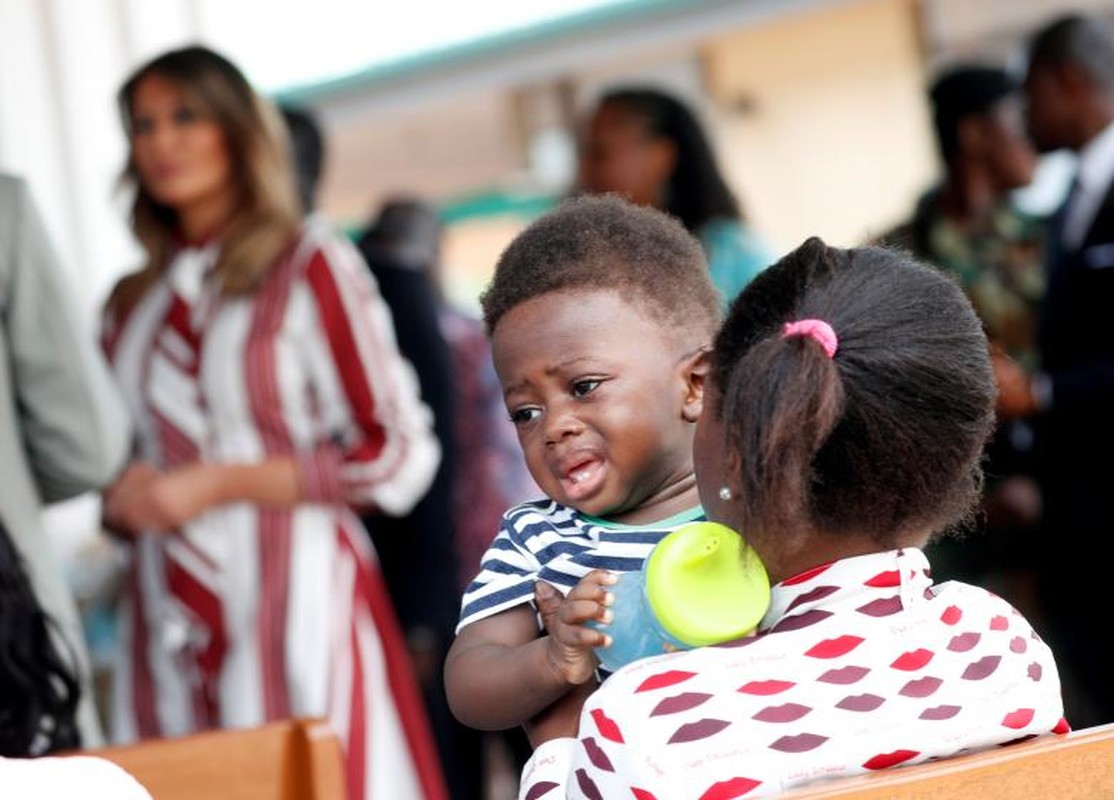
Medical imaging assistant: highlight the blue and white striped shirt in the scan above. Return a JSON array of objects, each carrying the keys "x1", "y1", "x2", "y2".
[{"x1": 457, "y1": 499, "x2": 705, "y2": 633}]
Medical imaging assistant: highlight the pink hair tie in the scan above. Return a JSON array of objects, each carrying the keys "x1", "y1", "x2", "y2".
[{"x1": 782, "y1": 319, "x2": 838, "y2": 358}]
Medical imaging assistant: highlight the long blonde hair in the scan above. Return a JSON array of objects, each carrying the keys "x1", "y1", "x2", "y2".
[{"x1": 117, "y1": 45, "x2": 300, "y2": 296}]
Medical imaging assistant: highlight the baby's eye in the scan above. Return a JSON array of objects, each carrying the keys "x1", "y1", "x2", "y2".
[
  {"x1": 509, "y1": 407, "x2": 541, "y2": 425},
  {"x1": 571, "y1": 379, "x2": 601, "y2": 398}
]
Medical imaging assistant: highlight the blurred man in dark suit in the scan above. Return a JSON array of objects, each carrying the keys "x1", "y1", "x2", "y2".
[{"x1": 1002, "y1": 12, "x2": 1114, "y2": 726}]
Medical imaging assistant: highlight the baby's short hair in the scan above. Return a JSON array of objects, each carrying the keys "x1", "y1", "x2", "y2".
[{"x1": 480, "y1": 195, "x2": 721, "y2": 340}]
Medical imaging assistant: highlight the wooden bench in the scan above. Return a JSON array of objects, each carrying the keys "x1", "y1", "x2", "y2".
[
  {"x1": 85, "y1": 717, "x2": 345, "y2": 800},
  {"x1": 781, "y1": 722, "x2": 1114, "y2": 798}
]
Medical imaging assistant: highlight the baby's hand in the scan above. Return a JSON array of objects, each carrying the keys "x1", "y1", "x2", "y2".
[{"x1": 534, "y1": 570, "x2": 617, "y2": 685}]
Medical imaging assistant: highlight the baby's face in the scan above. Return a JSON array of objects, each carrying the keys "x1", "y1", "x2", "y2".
[{"x1": 492, "y1": 288, "x2": 699, "y2": 524}]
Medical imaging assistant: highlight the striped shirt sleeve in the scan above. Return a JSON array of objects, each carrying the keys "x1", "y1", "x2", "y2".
[
  {"x1": 456, "y1": 507, "x2": 545, "y2": 633},
  {"x1": 296, "y1": 226, "x2": 440, "y2": 515}
]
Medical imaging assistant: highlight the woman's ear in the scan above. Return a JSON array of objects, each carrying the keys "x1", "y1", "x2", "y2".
[
  {"x1": 681, "y1": 346, "x2": 711, "y2": 423},
  {"x1": 725, "y1": 445, "x2": 743, "y2": 499}
]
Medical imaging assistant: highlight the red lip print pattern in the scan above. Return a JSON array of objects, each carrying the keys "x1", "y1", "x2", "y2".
[
  {"x1": 890, "y1": 648, "x2": 935, "y2": 671},
  {"x1": 590, "y1": 708, "x2": 624, "y2": 742},
  {"x1": 668, "y1": 718, "x2": 732, "y2": 744},
  {"x1": 769, "y1": 732, "x2": 829, "y2": 752},
  {"x1": 855, "y1": 596, "x2": 902, "y2": 617},
  {"x1": 786, "y1": 585, "x2": 840, "y2": 612},
  {"x1": 698, "y1": 777, "x2": 763, "y2": 799},
  {"x1": 862, "y1": 750, "x2": 920, "y2": 770},
  {"x1": 947, "y1": 632, "x2": 981, "y2": 652},
  {"x1": 582, "y1": 737, "x2": 614, "y2": 771},
  {"x1": 919, "y1": 705, "x2": 961, "y2": 720},
  {"x1": 772, "y1": 609, "x2": 834, "y2": 632},
  {"x1": 899, "y1": 676, "x2": 943, "y2": 698},
  {"x1": 738, "y1": 679, "x2": 796, "y2": 695},
  {"x1": 651, "y1": 692, "x2": 713, "y2": 716},
  {"x1": 864, "y1": 570, "x2": 900, "y2": 587},
  {"x1": 635, "y1": 670, "x2": 697, "y2": 693},
  {"x1": 1002, "y1": 708, "x2": 1036, "y2": 729},
  {"x1": 574, "y1": 768, "x2": 603, "y2": 800},
  {"x1": 523, "y1": 781, "x2": 559, "y2": 800},
  {"x1": 513, "y1": 550, "x2": 1063, "y2": 800},
  {"x1": 818, "y1": 665, "x2": 871, "y2": 684},
  {"x1": 940, "y1": 605, "x2": 963, "y2": 625},
  {"x1": 752, "y1": 703, "x2": 812, "y2": 722},
  {"x1": 835, "y1": 693, "x2": 886, "y2": 712},
  {"x1": 962, "y1": 655, "x2": 1002, "y2": 680},
  {"x1": 805, "y1": 635, "x2": 865, "y2": 658},
  {"x1": 783, "y1": 563, "x2": 833, "y2": 585}
]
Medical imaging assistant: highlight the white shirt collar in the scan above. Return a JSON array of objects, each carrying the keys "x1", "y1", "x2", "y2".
[
  {"x1": 1076, "y1": 119, "x2": 1114, "y2": 195},
  {"x1": 1061, "y1": 120, "x2": 1114, "y2": 248}
]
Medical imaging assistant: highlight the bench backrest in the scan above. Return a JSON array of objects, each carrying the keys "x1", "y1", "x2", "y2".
[{"x1": 86, "y1": 718, "x2": 345, "y2": 800}]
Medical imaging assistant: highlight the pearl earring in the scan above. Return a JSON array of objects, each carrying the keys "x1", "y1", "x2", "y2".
[{"x1": 718, "y1": 486, "x2": 732, "y2": 501}]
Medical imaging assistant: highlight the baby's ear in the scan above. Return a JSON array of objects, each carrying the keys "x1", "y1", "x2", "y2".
[{"x1": 681, "y1": 346, "x2": 711, "y2": 423}]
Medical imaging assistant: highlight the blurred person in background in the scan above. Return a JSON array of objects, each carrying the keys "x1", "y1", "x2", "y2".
[
  {"x1": 878, "y1": 64, "x2": 1045, "y2": 615},
  {"x1": 278, "y1": 104, "x2": 325, "y2": 223},
  {"x1": 578, "y1": 86, "x2": 775, "y2": 304},
  {"x1": 279, "y1": 104, "x2": 473, "y2": 796},
  {"x1": 355, "y1": 199, "x2": 468, "y2": 798},
  {"x1": 0, "y1": 172, "x2": 130, "y2": 750},
  {"x1": 100, "y1": 45, "x2": 446, "y2": 799},
  {"x1": 994, "y1": 12, "x2": 1114, "y2": 727},
  {"x1": 0, "y1": 516, "x2": 82, "y2": 757},
  {"x1": 0, "y1": 518, "x2": 153, "y2": 795},
  {"x1": 357, "y1": 198, "x2": 540, "y2": 799}
]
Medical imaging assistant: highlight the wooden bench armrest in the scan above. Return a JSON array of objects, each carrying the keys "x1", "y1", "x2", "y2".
[
  {"x1": 781, "y1": 723, "x2": 1114, "y2": 799},
  {"x1": 81, "y1": 717, "x2": 345, "y2": 800}
]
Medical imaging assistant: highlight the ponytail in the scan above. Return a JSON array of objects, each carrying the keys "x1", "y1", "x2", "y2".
[{"x1": 721, "y1": 327, "x2": 844, "y2": 536}]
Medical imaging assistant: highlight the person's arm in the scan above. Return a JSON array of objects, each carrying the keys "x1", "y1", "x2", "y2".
[
  {"x1": 103, "y1": 458, "x2": 300, "y2": 535},
  {"x1": 291, "y1": 233, "x2": 441, "y2": 515},
  {"x1": 445, "y1": 605, "x2": 576, "y2": 731},
  {"x1": 1, "y1": 176, "x2": 129, "y2": 502},
  {"x1": 444, "y1": 570, "x2": 614, "y2": 735},
  {"x1": 446, "y1": 509, "x2": 567, "y2": 730}
]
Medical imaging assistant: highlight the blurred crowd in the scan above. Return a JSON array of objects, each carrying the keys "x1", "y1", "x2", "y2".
[{"x1": 1, "y1": 8, "x2": 1114, "y2": 800}]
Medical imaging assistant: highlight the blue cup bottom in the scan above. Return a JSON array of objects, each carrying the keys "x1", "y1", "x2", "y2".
[{"x1": 587, "y1": 570, "x2": 686, "y2": 674}]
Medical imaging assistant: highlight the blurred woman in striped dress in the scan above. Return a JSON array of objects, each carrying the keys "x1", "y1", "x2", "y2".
[{"x1": 100, "y1": 44, "x2": 446, "y2": 800}]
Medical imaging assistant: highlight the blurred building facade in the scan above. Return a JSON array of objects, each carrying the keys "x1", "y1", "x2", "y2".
[
  {"x1": 286, "y1": 0, "x2": 1113, "y2": 308},
  {"x1": 3, "y1": 0, "x2": 1110, "y2": 321}
]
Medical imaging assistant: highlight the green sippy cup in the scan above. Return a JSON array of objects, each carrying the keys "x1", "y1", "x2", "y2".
[{"x1": 593, "y1": 521, "x2": 771, "y2": 673}]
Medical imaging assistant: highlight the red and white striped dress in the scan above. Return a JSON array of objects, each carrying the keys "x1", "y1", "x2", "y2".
[{"x1": 103, "y1": 220, "x2": 446, "y2": 800}]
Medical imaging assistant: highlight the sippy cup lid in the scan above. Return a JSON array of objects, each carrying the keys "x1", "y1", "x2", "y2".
[{"x1": 644, "y1": 521, "x2": 771, "y2": 647}]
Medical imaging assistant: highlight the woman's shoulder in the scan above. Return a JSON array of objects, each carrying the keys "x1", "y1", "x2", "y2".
[{"x1": 285, "y1": 215, "x2": 370, "y2": 281}]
